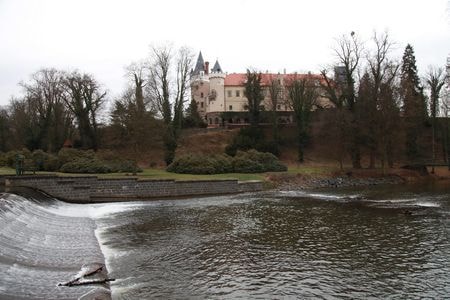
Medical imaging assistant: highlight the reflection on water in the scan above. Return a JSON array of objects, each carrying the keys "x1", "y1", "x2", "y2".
[{"x1": 96, "y1": 183, "x2": 450, "y2": 299}]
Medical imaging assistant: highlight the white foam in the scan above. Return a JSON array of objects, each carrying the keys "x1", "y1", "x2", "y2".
[
  {"x1": 279, "y1": 190, "x2": 363, "y2": 201},
  {"x1": 41, "y1": 202, "x2": 145, "y2": 219},
  {"x1": 413, "y1": 202, "x2": 440, "y2": 208}
]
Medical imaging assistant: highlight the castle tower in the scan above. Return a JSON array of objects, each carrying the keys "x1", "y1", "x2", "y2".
[
  {"x1": 207, "y1": 59, "x2": 226, "y2": 125},
  {"x1": 190, "y1": 51, "x2": 210, "y2": 118}
]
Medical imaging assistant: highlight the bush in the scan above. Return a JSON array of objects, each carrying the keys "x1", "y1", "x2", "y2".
[
  {"x1": 107, "y1": 159, "x2": 142, "y2": 173},
  {"x1": 60, "y1": 158, "x2": 112, "y2": 174},
  {"x1": 167, "y1": 154, "x2": 217, "y2": 174},
  {"x1": 4, "y1": 149, "x2": 31, "y2": 168},
  {"x1": 235, "y1": 150, "x2": 287, "y2": 172},
  {"x1": 232, "y1": 156, "x2": 264, "y2": 173},
  {"x1": 0, "y1": 152, "x2": 6, "y2": 167},
  {"x1": 44, "y1": 154, "x2": 61, "y2": 171},
  {"x1": 225, "y1": 127, "x2": 280, "y2": 157},
  {"x1": 57, "y1": 148, "x2": 95, "y2": 165},
  {"x1": 167, "y1": 150, "x2": 287, "y2": 174},
  {"x1": 30, "y1": 149, "x2": 60, "y2": 171}
]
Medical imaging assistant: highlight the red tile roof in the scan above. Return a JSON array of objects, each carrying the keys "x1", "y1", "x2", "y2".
[{"x1": 224, "y1": 73, "x2": 326, "y2": 86}]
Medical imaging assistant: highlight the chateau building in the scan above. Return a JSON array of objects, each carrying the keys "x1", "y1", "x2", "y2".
[{"x1": 190, "y1": 52, "x2": 333, "y2": 127}]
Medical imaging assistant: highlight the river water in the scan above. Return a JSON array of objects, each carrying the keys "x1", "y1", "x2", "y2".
[{"x1": 1, "y1": 182, "x2": 449, "y2": 299}]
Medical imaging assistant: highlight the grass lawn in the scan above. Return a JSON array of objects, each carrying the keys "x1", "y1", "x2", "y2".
[
  {"x1": 0, "y1": 167, "x2": 15, "y2": 175},
  {"x1": 0, "y1": 165, "x2": 337, "y2": 181}
]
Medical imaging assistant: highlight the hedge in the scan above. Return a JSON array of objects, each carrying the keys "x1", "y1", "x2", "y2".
[{"x1": 167, "y1": 150, "x2": 287, "y2": 174}]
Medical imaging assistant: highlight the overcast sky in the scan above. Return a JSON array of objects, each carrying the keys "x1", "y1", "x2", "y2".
[{"x1": 0, "y1": 0, "x2": 449, "y2": 106}]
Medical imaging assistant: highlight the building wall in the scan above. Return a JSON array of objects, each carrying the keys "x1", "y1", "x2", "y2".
[
  {"x1": 224, "y1": 86, "x2": 247, "y2": 112},
  {"x1": 191, "y1": 76, "x2": 210, "y2": 118},
  {"x1": 208, "y1": 74, "x2": 225, "y2": 113}
]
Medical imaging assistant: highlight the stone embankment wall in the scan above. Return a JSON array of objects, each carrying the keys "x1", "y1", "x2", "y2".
[{"x1": 1, "y1": 175, "x2": 263, "y2": 203}]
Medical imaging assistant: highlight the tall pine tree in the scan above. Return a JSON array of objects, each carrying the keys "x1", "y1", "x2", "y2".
[{"x1": 400, "y1": 44, "x2": 426, "y2": 162}]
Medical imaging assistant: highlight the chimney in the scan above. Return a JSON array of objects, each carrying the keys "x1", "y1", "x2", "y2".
[
  {"x1": 204, "y1": 61, "x2": 209, "y2": 75},
  {"x1": 283, "y1": 68, "x2": 286, "y2": 74}
]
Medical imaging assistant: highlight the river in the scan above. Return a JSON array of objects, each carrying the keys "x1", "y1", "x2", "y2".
[{"x1": 1, "y1": 182, "x2": 449, "y2": 299}]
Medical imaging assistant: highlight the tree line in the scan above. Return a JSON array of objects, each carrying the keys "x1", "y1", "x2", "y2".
[
  {"x1": 235, "y1": 32, "x2": 449, "y2": 170},
  {"x1": 0, "y1": 35, "x2": 449, "y2": 170}
]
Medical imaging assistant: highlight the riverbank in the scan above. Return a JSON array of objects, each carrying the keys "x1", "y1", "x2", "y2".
[{"x1": 268, "y1": 167, "x2": 450, "y2": 190}]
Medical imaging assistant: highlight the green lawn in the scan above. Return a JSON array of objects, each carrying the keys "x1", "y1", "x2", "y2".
[
  {"x1": 285, "y1": 165, "x2": 337, "y2": 176},
  {"x1": 0, "y1": 165, "x2": 336, "y2": 181},
  {"x1": 0, "y1": 167, "x2": 15, "y2": 175}
]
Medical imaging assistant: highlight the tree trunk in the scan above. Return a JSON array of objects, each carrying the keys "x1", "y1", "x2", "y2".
[
  {"x1": 350, "y1": 143, "x2": 361, "y2": 169},
  {"x1": 369, "y1": 150, "x2": 376, "y2": 169}
]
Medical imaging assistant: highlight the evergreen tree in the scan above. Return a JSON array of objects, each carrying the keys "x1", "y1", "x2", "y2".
[
  {"x1": 183, "y1": 99, "x2": 206, "y2": 128},
  {"x1": 244, "y1": 70, "x2": 264, "y2": 128},
  {"x1": 400, "y1": 44, "x2": 427, "y2": 161},
  {"x1": 286, "y1": 77, "x2": 318, "y2": 163}
]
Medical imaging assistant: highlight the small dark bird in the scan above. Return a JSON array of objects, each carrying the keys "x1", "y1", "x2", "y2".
[{"x1": 351, "y1": 31, "x2": 355, "y2": 36}]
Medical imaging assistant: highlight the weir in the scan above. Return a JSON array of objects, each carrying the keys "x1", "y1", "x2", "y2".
[
  {"x1": 0, "y1": 190, "x2": 112, "y2": 299},
  {"x1": 0, "y1": 175, "x2": 263, "y2": 203}
]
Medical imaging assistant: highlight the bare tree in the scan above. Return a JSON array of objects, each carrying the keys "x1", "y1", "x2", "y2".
[
  {"x1": 62, "y1": 71, "x2": 107, "y2": 150},
  {"x1": 442, "y1": 86, "x2": 450, "y2": 166},
  {"x1": 147, "y1": 45, "x2": 193, "y2": 165},
  {"x1": 365, "y1": 32, "x2": 400, "y2": 170},
  {"x1": 425, "y1": 66, "x2": 447, "y2": 172},
  {"x1": 334, "y1": 32, "x2": 362, "y2": 110},
  {"x1": 19, "y1": 68, "x2": 71, "y2": 152},
  {"x1": 126, "y1": 61, "x2": 149, "y2": 113},
  {"x1": 321, "y1": 32, "x2": 363, "y2": 168}
]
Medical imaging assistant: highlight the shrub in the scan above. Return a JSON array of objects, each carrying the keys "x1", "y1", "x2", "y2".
[
  {"x1": 30, "y1": 149, "x2": 60, "y2": 171},
  {"x1": 235, "y1": 150, "x2": 287, "y2": 172},
  {"x1": 210, "y1": 154, "x2": 233, "y2": 173},
  {"x1": 44, "y1": 154, "x2": 62, "y2": 171},
  {"x1": 4, "y1": 149, "x2": 31, "y2": 168},
  {"x1": 167, "y1": 150, "x2": 287, "y2": 174},
  {"x1": 108, "y1": 160, "x2": 142, "y2": 173},
  {"x1": 232, "y1": 156, "x2": 264, "y2": 173},
  {"x1": 167, "y1": 154, "x2": 217, "y2": 174},
  {"x1": 31, "y1": 150, "x2": 47, "y2": 171},
  {"x1": 225, "y1": 127, "x2": 280, "y2": 157},
  {"x1": 60, "y1": 158, "x2": 112, "y2": 174},
  {"x1": 0, "y1": 152, "x2": 6, "y2": 167},
  {"x1": 57, "y1": 148, "x2": 95, "y2": 165}
]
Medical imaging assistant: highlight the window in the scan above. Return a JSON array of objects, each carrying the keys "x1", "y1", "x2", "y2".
[
  {"x1": 244, "y1": 105, "x2": 249, "y2": 110},
  {"x1": 277, "y1": 104, "x2": 281, "y2": 110},
  {"x1": 227, "y1": 90, "x2": 232, "y2": 97},
  {"x1": 229, "y1": 105, "x2": 233, "y2": 111},
  {"x1": 201, "y1": 102, "x2": 204, "y2": 108},
  {"x1": 209, "y1": 118, "x2": 212, "y2": 125},
  {"x1": 235, "y1": 90, "x2": 240, "y2": 97},
  {"x1": 200, "y1": 92, "x2": 204, "y2": 98},
  {"x1": 214, "y1": 118, "x2": 219, "y2": 124}
]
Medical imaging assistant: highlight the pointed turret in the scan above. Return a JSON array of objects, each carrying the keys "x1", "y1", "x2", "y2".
[
  {"x1": 192, "y1": 51, "x2": 205, "y2": 75},
  {"x1": 211, "y1": 60, "x2": 222, "y2": 73}
]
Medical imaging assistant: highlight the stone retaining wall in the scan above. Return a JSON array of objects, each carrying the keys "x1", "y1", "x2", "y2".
[{"x1": 2, "y1": 175, "x2": 263, "y2": 203}]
